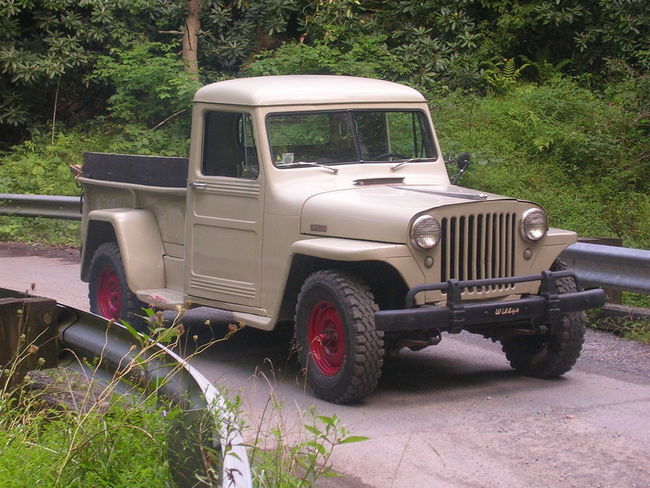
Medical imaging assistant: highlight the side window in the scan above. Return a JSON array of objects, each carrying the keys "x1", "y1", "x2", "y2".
[
  {"x1": 385, "y1": 112, "x2": 435, "y2": 158},
  {"x1": 202, "y1": 111, "x2": 259, "y2": 179}
]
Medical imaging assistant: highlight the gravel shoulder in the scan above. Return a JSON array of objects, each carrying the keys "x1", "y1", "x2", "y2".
[{"x1": 580, "y1": 327, "x2": 650, "y2": 384}]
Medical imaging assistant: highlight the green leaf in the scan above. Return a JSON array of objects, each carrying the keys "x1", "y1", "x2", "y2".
[
  {"x1": 306, "y1": 440, "x2": 327, "y2": 456},
  {"x1": 119, "y1": 319, "x2": 143, "y2": 342},
  {"x1": 340, "y1": 435, "x2": 370, "y2": 444},
  {"x1": 303, "y1": 425, "x2": 321, "y2": 436}
]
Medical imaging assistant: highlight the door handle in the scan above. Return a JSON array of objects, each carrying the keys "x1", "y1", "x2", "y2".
[{"x1": 190, "y1": 182, "x2": 207, "y2": 190}]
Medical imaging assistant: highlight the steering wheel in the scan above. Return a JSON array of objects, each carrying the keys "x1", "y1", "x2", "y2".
[{"x1": 370, "y1": 152, "x2": 409, "y2": 161}]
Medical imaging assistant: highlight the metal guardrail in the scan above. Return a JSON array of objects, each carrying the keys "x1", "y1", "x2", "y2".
[
  {"x1": 0, "y1": 287, "x2": 252, "y2": 488},
  {"x1": 560, "y1": 242, "x2": 650, "y2": 295},
  {"x1": 0, "y1": 193, "x2": 81, "y2": 220},
  {"x1": 1, "y1": 193, "x2": 648, "y2": 295}
]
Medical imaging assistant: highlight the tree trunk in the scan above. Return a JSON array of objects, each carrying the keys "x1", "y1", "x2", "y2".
[{"x1": 183, "y1": 0, "x2": 201, "y2": 80}]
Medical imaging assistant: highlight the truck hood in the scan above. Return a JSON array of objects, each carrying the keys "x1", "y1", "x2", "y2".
[{"x1": 301, "y1": 185, "x2": 514, "y2": 243}]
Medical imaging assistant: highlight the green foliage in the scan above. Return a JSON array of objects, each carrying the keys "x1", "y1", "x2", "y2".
[
  {"x1": 623, "y1": 319, "x2": 650, "y2": 344},
  {"x1": 2, "y1": 0, "x2": 649, "y2": 148},
  {"x1": 0, "y1": 219, "x2": 80, "y2": 246},
  {"x1": 293, "y1": 0, "x2": 486, "y2": 92},
  {"x1": 0, "y1": 0, "x2": 159, "y2": 137},
  {"x1": 476, "y1": 0, "x2": 650, "y2": 76},
  {"x1": 433, "y1": 76, "x2": 649, "y2": 249},
  {"x1": 286, "y1": 0, "x2": 650, "y2": 93},
  {"x1": 0, "y1": 121, "x2": 189, "y2": 244},
  {"x1": 0, "y1": 398, "x2": 176, "y2": 487},
  {"x1": 91, "y1": 41, "x2": 201, "y2": 128},
  {"x1": 246, "y1": 35, "x2": 394, "y2": 79},
  {"x1": 483, "y1": 58, "x2": 530, "y2": 94},
  {"x1": 156, "y1": 0, "x2": 300, "y2": 75},
  {"x1": 623, "y1": 293, "x2": 650, "y2": 309},
  {"x1": 0, "y1": 131, "x2": 85, "y2": 196},
  {"x1": 0, "y1": 121, "x2": 189, "y2": 196}
]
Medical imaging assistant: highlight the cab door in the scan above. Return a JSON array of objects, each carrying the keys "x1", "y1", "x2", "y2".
[{"x1": 185, "y1": 108, "x2": 263, "y2": 308}]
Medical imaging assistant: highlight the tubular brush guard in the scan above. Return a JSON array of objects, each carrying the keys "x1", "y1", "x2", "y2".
[{"x1": 374, "y1": 271, "x2": 605, "y2": 334}]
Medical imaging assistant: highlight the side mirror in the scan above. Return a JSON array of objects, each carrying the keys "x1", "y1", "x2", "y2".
[
  {"x1": 451, "y1": 152, "x2": 471, "y2": 185},
  {"x1": 457, "y1": 152, "x2": 471, "y2": 171}
]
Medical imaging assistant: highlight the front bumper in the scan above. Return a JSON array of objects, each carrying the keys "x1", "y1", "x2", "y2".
[{"x1": 374, "y1": 270, "x2": 605, "y2": 333}]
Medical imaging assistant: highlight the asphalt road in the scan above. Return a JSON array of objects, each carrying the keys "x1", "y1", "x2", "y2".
[{"x1": 1, "y1": 243, "x2": 649, "y2": 488}]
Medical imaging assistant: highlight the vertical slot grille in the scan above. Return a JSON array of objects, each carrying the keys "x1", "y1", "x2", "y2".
[{"x1": 441, "y1": 212, "x2": 516, "y2": 292}]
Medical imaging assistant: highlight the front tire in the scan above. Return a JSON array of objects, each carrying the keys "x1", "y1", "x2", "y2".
[
  {"x1": 295, "y1": 270, "x2": 384, "y2": 404},
  {"x1": 501, "y1": 261, "x2": 586, "y2": 378},
  {"x1": 89, "y1": 242, "x2": 146, "y2": 329}
]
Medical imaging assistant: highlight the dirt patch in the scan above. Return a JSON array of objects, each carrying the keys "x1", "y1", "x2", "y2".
[{"x1": 0, "y1": 242, "x2": 80, "y2": 262}]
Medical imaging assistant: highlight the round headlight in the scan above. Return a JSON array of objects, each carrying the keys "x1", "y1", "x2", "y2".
[
  {"x1": 520, "y1": 208, "x2": 548, "y2": 242},
  {"x1": 410, "y1": 215, "x2": 441, "y2": 250}
]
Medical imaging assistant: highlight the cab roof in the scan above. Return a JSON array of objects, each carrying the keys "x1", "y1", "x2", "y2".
[{"x1": 193, "y1": 75, "x2": 426, "y2": 106}]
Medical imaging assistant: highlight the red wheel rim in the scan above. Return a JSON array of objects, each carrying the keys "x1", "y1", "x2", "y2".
[
  {"x1": 307, "y1": 300, "x2": 346, "y2": 376},
  {"x1": 97, "y1": 266, "x2": 122, "y2": 319}
]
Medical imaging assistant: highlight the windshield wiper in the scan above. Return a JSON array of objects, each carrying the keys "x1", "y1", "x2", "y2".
[
  {"x1": 276, "y1": 161, "x2": 339, "y2": 174},
  {"x1": 390, "y1": 157, "x2": 436, "y2": 172}
]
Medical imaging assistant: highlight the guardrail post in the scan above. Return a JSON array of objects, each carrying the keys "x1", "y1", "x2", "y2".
[{"x1": 0, "y1": 298, "x2": 59, "y2": 391}]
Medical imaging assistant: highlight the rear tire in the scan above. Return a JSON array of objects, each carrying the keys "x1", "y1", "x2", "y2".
[
  {"x1": 295, "y1": 270, "x2": 384, "y2": 404},
  {"x1": 501, "y1": 260, "x2": 586, "y2": 378},
  {"x1": 89, "y1": 242, "x2": 146, "y2": 330}
]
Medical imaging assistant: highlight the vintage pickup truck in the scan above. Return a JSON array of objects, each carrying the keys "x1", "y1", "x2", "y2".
[{"x1": 78, "y1": 75, "x2": 604, "y2": 403}]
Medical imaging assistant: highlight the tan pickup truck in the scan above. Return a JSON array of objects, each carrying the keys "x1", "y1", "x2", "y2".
[{"x1": 78, "y1": 75, "x2": 604, "y2": 403}]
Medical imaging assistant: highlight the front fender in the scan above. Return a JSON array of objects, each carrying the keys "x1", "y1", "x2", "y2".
[
  {"x1": 288, "y1": 238, "x2": 425, "y2": 289},
  {"x1": 289, "y1": 238, "x2": 410, "y2": 261},
  {"x1": 83, "y1": 209, "x2": 165, "y2": 293}
]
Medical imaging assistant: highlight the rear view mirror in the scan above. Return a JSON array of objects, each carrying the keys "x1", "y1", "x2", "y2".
[
  {"x1": 457, "y1": 152, "x2": 471, "y2": 171},
  {"x1": 452, "y1": 152, "x2": 472, "y2": 184}
]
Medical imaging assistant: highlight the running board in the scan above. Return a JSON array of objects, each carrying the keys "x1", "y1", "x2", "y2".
[
  {"x1": 137, "y1": 288, "x2": 185, "y2": 310},
  {"x1": 137, "y1": 290, "x2": 274, "y2": 330}
]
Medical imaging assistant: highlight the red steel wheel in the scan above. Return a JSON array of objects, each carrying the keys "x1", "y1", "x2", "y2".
[
  {"x1": 295, "y1": 270, "x2": 384, "y2": 404},
  {"x1": 307, "y1": 300, "x2": 346, "y2": 376},
  {"x1": 88, "y1": 242, "x2": 146, "y2": 329},
  {"x1": 97, "y1": 266, "x2": 122, "y2": 319}
]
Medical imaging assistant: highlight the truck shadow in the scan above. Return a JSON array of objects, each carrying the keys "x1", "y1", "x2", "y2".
[
  {"x1": 378, "y1": 353, "x2": 557, "y2": 396},
  {"x1": 175, "y1": 311, "x2": 566, "y2": 403}
]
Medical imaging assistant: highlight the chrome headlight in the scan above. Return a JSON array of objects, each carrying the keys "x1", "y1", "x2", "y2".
[
  {"x1": 520, "y1": 208, "x2": 548, "y2": 242},
  {"x1": 410, "y1": 215, "x2": 441, "y2": 250}
]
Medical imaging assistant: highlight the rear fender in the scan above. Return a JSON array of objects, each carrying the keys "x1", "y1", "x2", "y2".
[{"x1": 82, "y1": 209, "x2": 165, "y2": 292}]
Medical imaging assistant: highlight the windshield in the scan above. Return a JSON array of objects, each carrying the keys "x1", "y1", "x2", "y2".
[{"x1": 266, "y1": 110, "x2": 437, "y2": 167}]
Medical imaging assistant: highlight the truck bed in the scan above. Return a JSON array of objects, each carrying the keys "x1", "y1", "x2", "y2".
[
  {"x1": 80, "y1": 152, "x2": 188, "y2": 292},
  {"x1": 82, "y1": 152, "x2": 188, "y2": 188}
]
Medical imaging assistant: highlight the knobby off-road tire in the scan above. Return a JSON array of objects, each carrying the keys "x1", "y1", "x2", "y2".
[
  {"x1": 295, "y1": 270, "x2": 384, "y2": 404},
  {"x1": 88, "y1": 242, "x2": 146, "y2": 330},
  {"x1": 501, "y1": 260, "x2": 586, "y2": 378}
]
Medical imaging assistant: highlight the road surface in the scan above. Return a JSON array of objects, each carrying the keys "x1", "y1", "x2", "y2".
[{"x1": 1, "y1": 242, "x2": 649, "y2": 487}]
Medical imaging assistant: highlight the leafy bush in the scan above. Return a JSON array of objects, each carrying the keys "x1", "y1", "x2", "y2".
[
  {"x1": 0, "y1": 120, "x2": 189, "y2": 244},
  {"x1": 92, "y1": 41, "x2": 201, "y2": 129},
  {"x1": 246, "y1": 36, "x2": 395, "y2": 79},
  {"x1": 0, "y1": 0, "x2": 163, "y2": 147},
  {"x1": 0, "y1": 121, "x2": 189, "y2": 196},
  {"x1": 433, "y1": 76, "x2": 649, "y2": 249},
  {"x1": 0, "y1": 219, "x2": 80, "y2": 246}
]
